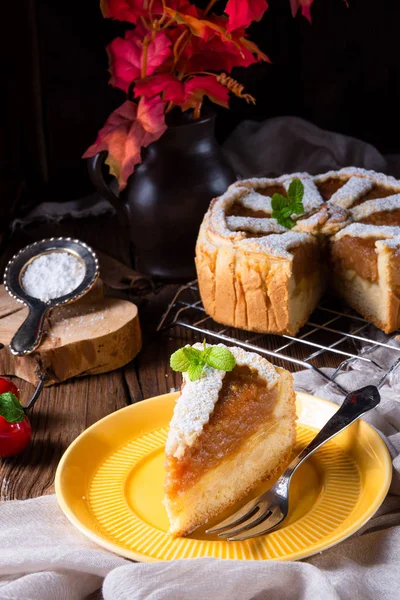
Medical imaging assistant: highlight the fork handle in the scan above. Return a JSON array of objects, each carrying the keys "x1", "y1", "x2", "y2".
[{"x1": 286, "y1": 386, "x2": 380, "y2": 476}]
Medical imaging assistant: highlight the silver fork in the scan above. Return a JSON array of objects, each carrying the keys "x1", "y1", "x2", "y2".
[{"x1": 206, "y1": 385, "x2": 381, "y2": 541}]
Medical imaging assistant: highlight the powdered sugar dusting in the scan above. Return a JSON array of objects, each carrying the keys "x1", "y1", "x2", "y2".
[
  {"x1": 329, "y1": 177, "x2": 374, "y2": 209},
  {"x1": 226, "y1": 216, "x2": 286, "y2": 234},
  {"x1": 238, "y1": 231, "x2": 315, "y2": 258},
  {"x1": 315, "y1": 167, "x2": 400, "y2": 190},
  {"x1": 376, "y1": 237, "x2": 400, "y2": 251},
  {"x1": 165, "y1": 344, "x2": 279, "y2": 459},
  {"x1": 22, "y1": 252, "x2": 86, "y2": 301},
  {"x1": 240, "y1": 190, "x2": 272, "y2": 214},
  {"x1": 334, "y1": 223, "x2": 400, "y2": 240},
  {"x1": 350, "y1": 194, "x2": 400, "y2": 221}
]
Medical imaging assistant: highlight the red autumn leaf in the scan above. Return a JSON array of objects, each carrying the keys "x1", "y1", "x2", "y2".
[
  {"x1": 83, "y1": 97, "x2": 167, "y2": 190},
  {"x1": 181, "y1": 33, "x2": 253, "y2": 72},
  {"x1": 225, "y1": 0, "x2": 269, "y2": 32},
  {"x1": 101, "y1": 0, "x2": 164, "y2": 23},
  {"x1": 289, "y1": 0, "x2": 314, "y2": 22},
  {"x1": 134, "y1": 74, "x2": 184, "y2": 103},
  {"x1": 182, "y1": 76, "x2": 230, "y2": 111},
  {"x1": 101, "y1": 0, "x2": 196, "y2": 23},
  {"x1": 101, "y1": 0, "x2": 146, "y2": 23},
  {"x1": 108, "y1": 28, "x2": 172, "y2": 93},
  {"x1": 134, "y1": 74, "x2": 229, "y2": 112}
]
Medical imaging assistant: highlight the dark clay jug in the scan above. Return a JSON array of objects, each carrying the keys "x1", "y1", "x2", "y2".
[{"x1": 87, "y1": 110, "x2": 236, "y2": 281}]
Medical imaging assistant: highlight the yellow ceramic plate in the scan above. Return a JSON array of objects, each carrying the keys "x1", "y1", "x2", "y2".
[{"x1": 55, "y1": 392, "x2": 392, "y2": 562}]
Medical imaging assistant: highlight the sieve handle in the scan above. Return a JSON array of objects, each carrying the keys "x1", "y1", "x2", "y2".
[{"x1": 9, "y1": 303, "x2": 48, "y2": 356}]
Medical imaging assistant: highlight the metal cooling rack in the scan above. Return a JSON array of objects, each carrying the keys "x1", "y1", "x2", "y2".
[{"x1": 158, "y1": 281, "x2": 400, "y2": 394}]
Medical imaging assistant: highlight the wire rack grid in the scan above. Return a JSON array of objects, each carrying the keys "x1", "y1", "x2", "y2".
[{"x1": 158, "y1": 281, "x2": 400, "y2": 395}]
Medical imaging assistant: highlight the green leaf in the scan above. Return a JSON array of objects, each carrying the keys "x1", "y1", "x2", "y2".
[
  {"x1": 205, "y1": 346, "x2": 236, "y2": 372},
  {"x1": 187, "y1": 362, "x2": 205, "y2": 381},
  {"x1": 281, "y1": 217, "x2": 296, "y2": 229},
  {"x1": 170, "y1": 348, "x2": 191, "y2": 372},
  {"x1": 287, "y1": 179, "x2": 304, "y2": 204},
  {"x1": 0, "y1": 392, "x2": 25, "y2": 423},
  {"x1": 291, "y1": 202, "x2": 305, "y2": 215},
  {"x1": 183, "y1": 347, "x2": 204, "y2": 365},
  {"x1": 271, "y1": 193, "x2": 288, "y2": 212},
  {"x1": 280, "y1": 206, "x2": 293, "y2": 218}
]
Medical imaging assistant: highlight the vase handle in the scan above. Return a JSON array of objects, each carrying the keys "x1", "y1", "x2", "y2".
[{"x1": 87, "y1": 151, "x2": 122, "y2": 212}]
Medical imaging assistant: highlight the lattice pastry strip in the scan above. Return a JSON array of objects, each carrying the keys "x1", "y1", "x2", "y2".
[
  {"x1": 239, "y1": 190, "x2": 272, "y2": 214},
  {"x1": 226, "y1": 216, "x2": 286, "y2": 234},
  {"x1": 350, "y1": 194, "x2": 400, "y2": 221},
  {"x1": 328, "y1": 176, "x2": 374, "y2": 209}
]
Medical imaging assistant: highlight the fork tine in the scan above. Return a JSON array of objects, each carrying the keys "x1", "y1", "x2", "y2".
[
  {"x1": 216, "y1": 507, "x2": 272, "y2": 538},
  {"x1": 227, "y1": 506, "x2": 285, "y2": 541},
  {"x1": 205, "y1": 498, "x2": 259, "y2": 535}
]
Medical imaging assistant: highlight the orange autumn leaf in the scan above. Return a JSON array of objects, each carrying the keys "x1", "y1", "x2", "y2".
[
  {"x1": 83, "y1": 98, "x2": 167, "y2": 190},
  {"x1": 239, "y1": 37, "x2": 271, "y2": 63},
  {"x1": 164, "y1": 6, "x2": 239, "y2": 47}
]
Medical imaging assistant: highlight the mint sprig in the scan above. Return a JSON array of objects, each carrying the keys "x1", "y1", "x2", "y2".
[
  {"x1": 271, "y1": 179, "x2": 305, "y2": 229},
  {"x1": 170, "y1": 341, "x2": 236, "y2": 381},
  {"x1": 0, "y1": 392, "x2": 25, "y2": 423}
]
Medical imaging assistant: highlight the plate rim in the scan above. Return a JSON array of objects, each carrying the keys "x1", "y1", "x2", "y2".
[{"x1": 55, "y1": 391, "x2": 392, "y2": 563}]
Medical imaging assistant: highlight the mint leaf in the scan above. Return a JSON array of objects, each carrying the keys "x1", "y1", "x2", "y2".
[
  {"x1": 281, "y1": 216, "x2": 295, "y2": 229},
  {"x1": 170, "y1": 348, "x2": 191, "y2": 372},
  {"x1": 271, "y1": 179, "x2": 304, "y2": 230},
  {"x1": 183, "y1": 347, "x2": 204, "y2": 365},
  {"x1": 291, "y1": 202, "x2": 304, "y2": 215},
  {"x1": 187, "y1": 362, "x2": 205, "y2": 381},
  {"x1": 287, "y1": 179, "x2": 304, "y2": 204},
  {"x1": 280, "y1": 206, "x2": 293, "y2": 218},
  {"x1": 271, "y1": 193, "x2": 288, "y2": 212},
  {"x1": 205, "y1": 346, "x2": 236, "y2": 371},
  {"x1": 0, "y1": 392, "x2": 25, "y2": 423}
]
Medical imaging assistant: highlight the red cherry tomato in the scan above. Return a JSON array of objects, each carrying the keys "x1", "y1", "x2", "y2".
[
  {"x1": 0, "y1": 377, "x2": 19, "y2": 398},
  {"x1": 0, "y1": 415, "x2": 31, "y2": 457},
  {"x1": 0, "y1": 377, "x2": 31, "y2": 457}
]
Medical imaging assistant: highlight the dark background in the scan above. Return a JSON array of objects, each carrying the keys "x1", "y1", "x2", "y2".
[{"x1": 3, "y1": 0, "x2": 400, "y2": 213}]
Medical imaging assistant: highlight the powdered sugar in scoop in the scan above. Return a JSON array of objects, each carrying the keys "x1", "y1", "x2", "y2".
[{"x1": 22, "y1": 252, "x2": 86, "y2": 301}]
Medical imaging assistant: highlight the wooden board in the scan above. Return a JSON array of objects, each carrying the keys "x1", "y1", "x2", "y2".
[{"x1": 0, "y1": 283, "x2": 141, "y2": 385}]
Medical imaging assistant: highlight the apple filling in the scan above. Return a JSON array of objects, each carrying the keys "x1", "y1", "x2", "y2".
[
  {"x1": 331, "y1": 236, "x2": 378, "y2": 282},
  {"x1": 359, "y1": 209, "x2": 400, "y2": 226},
  {"x1": 164, "y1": 365, "x2": 279, "y2": 496}
]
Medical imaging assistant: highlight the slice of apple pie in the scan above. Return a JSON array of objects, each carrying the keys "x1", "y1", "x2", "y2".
[{"x1": 164, "y1": 344, "x2": 296, "y2": 537}]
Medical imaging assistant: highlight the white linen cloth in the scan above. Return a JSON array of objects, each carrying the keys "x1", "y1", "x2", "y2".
[{"x1": 0, "y1": 339, "x2": 400, "y2": 600}]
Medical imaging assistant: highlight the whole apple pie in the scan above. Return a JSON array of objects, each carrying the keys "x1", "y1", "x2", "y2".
[{"x1": 196, "y1": 168, "x2": 400, "y2": 335}]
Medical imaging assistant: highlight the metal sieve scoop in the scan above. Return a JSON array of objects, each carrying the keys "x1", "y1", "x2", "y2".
[{"x1": 3, "y1": 237, "x2": 99, "y2": 356}]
